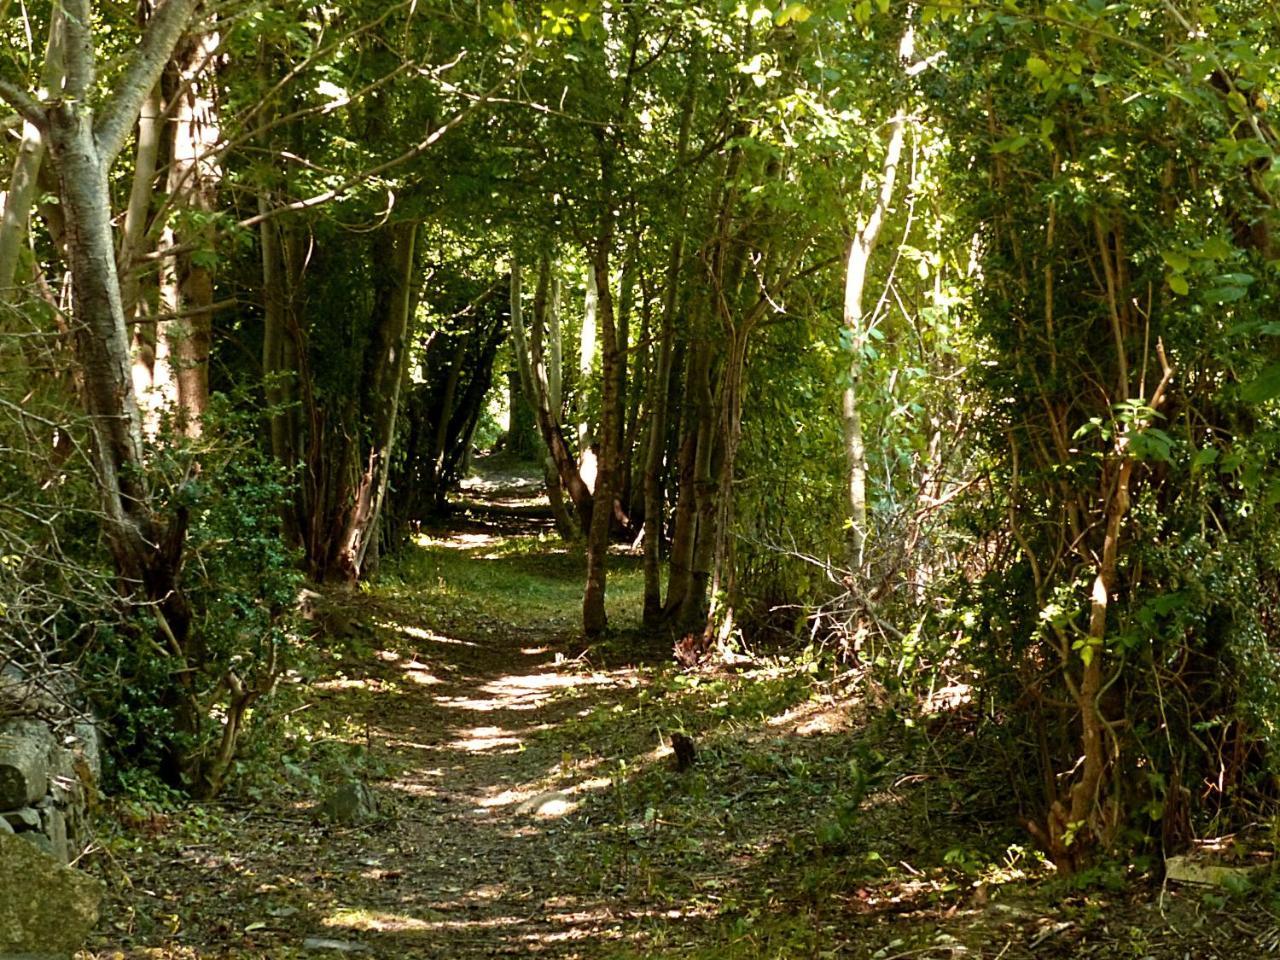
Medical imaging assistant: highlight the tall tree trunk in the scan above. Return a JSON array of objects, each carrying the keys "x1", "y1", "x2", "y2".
[
  {"x1": 158, "y1": 20, "x2": 221, "y2": 436},
  {"x1": 842, "y1": 25, "x2": 913, "y2": 570},
  {"x1": 677, "y1": 391, "x2": 721, "y2": 632},
  {"x1": 333, "y1": 220, "x2": 418, "y2": 580},
  {"x1": 432, "y1": 338, "x2": 467, "y2": 477},
  {"x1": 548, "y1": 273, "x2": 563, "y2": 415},
  {"x1": 578, "y1": 262, "x2": 599, "y2": 490},
  {"x1": 642, "y1": 54, "x2": 700, "y2": 626},
  {"x1": 530, "y1": 256, "x2": 580, "y2": 539},
  {"x1": 663, "y1": 339, "x2": 711, "y2": 624},
  {"x1": 511, "y1": 251, "x2": 590, "y2": 534},
  {"x1": 615, "y1": 247, "x2": 634, "y2": 501},
  {"x1": 27, "y1": 4, "x2": 205, "y2": 778},
  {"x1": 582, "y1": 247, "x2": 621, "y2": 637},
  {"x1": 122, "y1": 79, "x2": 164, "y2": 419},
  {"x1": 642, "y1": 243, "x2": 684, "y2": 625},
  {"x1": 707, "y1": 331, "x2": 748, "y2": 636}
]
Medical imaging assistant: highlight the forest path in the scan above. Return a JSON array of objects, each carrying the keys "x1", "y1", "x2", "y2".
[
  {"x1": 88, "y1": 462, "x2": 1269, "y2": 960},
  {"x1": 91, "y1": 467, "x2": 677, "y2": 959}
]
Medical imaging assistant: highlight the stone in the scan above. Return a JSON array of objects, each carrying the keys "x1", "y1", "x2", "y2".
[
  {"x1": 70, "y1": 721, "x2": 101, "y2": 785},
  {"x1": 1, "y1": 808, "x2": 39, "y2": 831},
  {"x1": 0, "y1": 816, "x2": 11, "y2": 834},
  {"x1": 0, "y1": 720, "x2": 54, "y2": 808},
  {"x1": 0, "y1": 832, "x2": 102, "y2": 958},
  {"x1": 317, "y1": 781, "x2": 379, "y2": 826},
  {"x1": 515, "y1": 791, "x2": 576, "y2": 818},
  {"x1": 36, "y1": 802, "x2": 68, "y2": 864},
  {"x1": 302, "y1": 938, "x2": 370, "y2": 954},
  {"x1": 17, "y1": 832, "x2": 56, "y2": 857},
  {"x1": 1164, "y1": 854, "x2": 1273, "y2": 887}
]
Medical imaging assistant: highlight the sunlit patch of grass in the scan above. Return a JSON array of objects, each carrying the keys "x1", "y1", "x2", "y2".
[{"x1": 374, "y1": 531, "x2": 646, "y2": 634}]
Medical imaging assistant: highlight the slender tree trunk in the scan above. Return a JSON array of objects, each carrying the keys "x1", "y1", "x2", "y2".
[
  {"x1": 548, "y1": 273, "x2": 563, "y2": 414},
  {"x1": 642, "y1": 241, "x2": 685, "y2": 625},
  {"x1": 0, "y1": 11, "x2": 63, "y2": 301},
  {"x1": 157, "y1": 20, "x2": 221, "y2": 435},
  {"x1": 678, "y1": 397, "x2": 721, "y2": 631},
  {"x1": 708, "y1": 331, "x2": 748, "y2": 636},
  {"x1": 333, "y1": 220, "x2": 418, "y2": 580},
  {"x1": 582, "y1": 248, "x2": 621, "y2": 637},
  {"x1": 122, "y1": 80, "x2": 164, "y2": 419},
  {"x1": 642, "y1": 57, "x2": 699, "y2": 625},
  {"x1": 432, "y1": 338, "x2": 467, "y2": 476},
  {"x1": 615, "y1": 249, "x2": 634, "y2": 501},
  {"x1": 511, "y1": 251, "x2": 591, "y2": 533},
  {"x1": 578, "y1": 262, "x2": 599, "y2": 490},
  {"x1": 842, "y1": 25, "x2": 913, "y2": 570},
  {"x1": 663, "y1": 340, "x2": 710, "y2": 624},
  {"x1": 260, "y1": 203, "x2": 294, "y2": 466},
  {"x1": 530, "y1": 257, "x2": 579, "y2": 539}
]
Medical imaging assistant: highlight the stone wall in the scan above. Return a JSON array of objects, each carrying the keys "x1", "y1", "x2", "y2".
[{"x1": 0, "y1": 716, "x2": 99, "y2": 864}]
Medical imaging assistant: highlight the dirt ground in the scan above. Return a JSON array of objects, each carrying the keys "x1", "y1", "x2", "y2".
[{"x1": 81, "y1": 464, "x2": 1280, "y2": 960}]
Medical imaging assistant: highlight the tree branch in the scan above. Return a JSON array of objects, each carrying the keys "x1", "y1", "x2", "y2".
[
  {"x1": 0, "y1": 78, "x2": 43, "y2": 127},
  {"x1": 230, "y1": 56, "x2": 529, "y2": 231},
  {"x1": 94, "y1": 0, "x2": 202, "y2": 165}
]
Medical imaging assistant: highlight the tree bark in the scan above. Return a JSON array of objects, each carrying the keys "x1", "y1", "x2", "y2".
[
  {"x1": 333, "y1": 220, "x2": 418, "y2": 580},
  {"x1": 0, "y1": 11, "x2": 64, "y2": 301},
  {"x1": 511, "y1": 251, "x2": 591, "y2": 533},
  {"x1": 578, "y1": 261, "x2": 599, "y2": 491},
  {"x1": 663, "y1": 339, "x2": 711, "y2": 625},
  {"x1": 157, "y1": 20, "x2": 221, "y2": 435},
  {"x1": 28, "y1": 0, "x2": 201, "y2": 654},
  {"x1": 582, "y1": 247, "x2": 621, "y2": 637},
  {"x1": 842, "y1": 24, "x2": 913, "y2": 571}
]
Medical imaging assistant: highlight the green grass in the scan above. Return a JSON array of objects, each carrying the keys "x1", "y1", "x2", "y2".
[{"x1": 375, "y1": 530, "x2": 647, "y2": 633}]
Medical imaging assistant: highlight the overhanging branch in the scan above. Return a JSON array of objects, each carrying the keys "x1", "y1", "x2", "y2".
[{"x1": 0, "y1": 78, "x2": 43, "y2": 127}]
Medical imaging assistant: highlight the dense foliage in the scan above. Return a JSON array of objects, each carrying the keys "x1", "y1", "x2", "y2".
[{"x1": 1, "y1": 0, "x2": 1278, "y2": 871}]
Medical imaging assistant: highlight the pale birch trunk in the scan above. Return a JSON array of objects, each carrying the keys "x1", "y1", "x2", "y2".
[
  {"x1": 582, "y1": 249, "x2": 621, "y2": 637},
  {"x1": 578, "y1": 261, "x2": 598, "y2": 491},
  {"x1": 121, "y1": 80, "x2": 163, "y2": 417},
  {"x1": 158, "y1": 22, "x2": 221, "y2": 435},
  {"x1": 510, "y1": 251, "x2": 586, "y2": 538},
  {"x1": 30, "y1": 0, "x2": 202, "y2": 583},
  {"x1": 842, "y1": 24, "x2": 914, "y2": 571},
  {"x1": 0, "y1": 11, "x2": 64, "y2": 301}
]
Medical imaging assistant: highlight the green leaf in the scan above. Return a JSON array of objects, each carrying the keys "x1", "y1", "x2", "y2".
[
  {"x1": 1026, "y1": 55, "x2": 1051, "y2": 80},
  {"x1": 1192, "y1": 447, "x2": 1219, "y2": 469},
  {"x1": 777, "y1": 2, "x2": 813, "y2": 24},
  {"x1": 1168, "y1": 273, "x2": 1189, "y2": 296},
  {"x1": 1161, "y1": 250, "x2": 1189, "y2": 273},
  {"x1": 1241, "y1": 362, "x2": 1280, "y2": 403},
  {"x1": 1202, "y1": 286, "x2": 1247, "y2": 303},
  {"x1": 1199, "y1": 236, "x2": 1234, "y2": 260},
  {"x1": 991, "y1": 134, "x2": 1030, "y2": 153}
]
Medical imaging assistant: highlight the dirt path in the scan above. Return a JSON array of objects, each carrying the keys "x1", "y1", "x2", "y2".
[
  {"x1": 86, "y1": 468, "x2": 1278, "y2": 960},
  {"x1": 89, "y1": 485, "x2": 666, "y2": 959}
]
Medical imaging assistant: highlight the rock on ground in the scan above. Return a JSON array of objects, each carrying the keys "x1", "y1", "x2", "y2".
[
  {"x1": 0, "y1": 831, "x2": 102, "y2": 959},
  {"x1": 317, "y1": 781, "x2": 379, "y2": 826}
]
